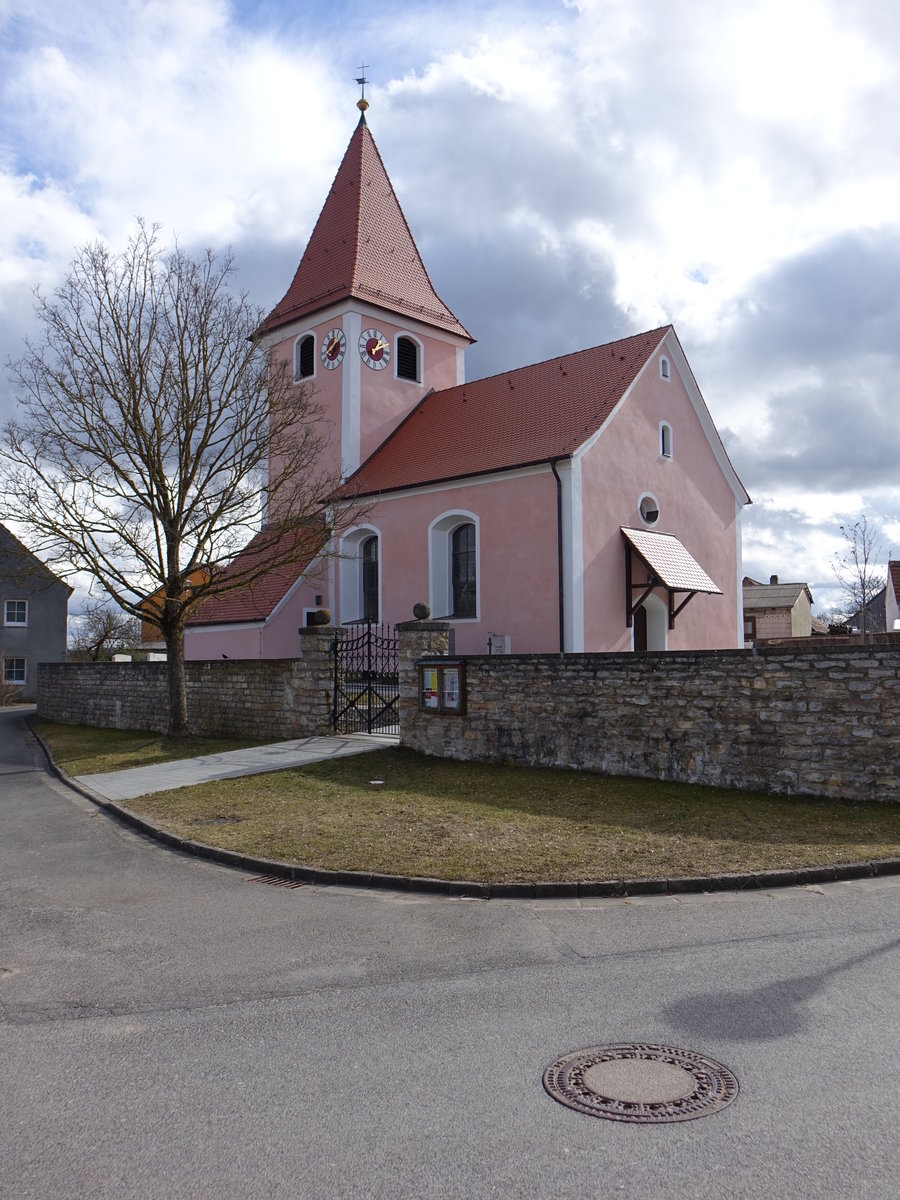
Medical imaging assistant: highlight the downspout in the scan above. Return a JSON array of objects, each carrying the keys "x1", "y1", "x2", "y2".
[{"x1": 550, "y1": 459, "x2": 565, "y2": 653}]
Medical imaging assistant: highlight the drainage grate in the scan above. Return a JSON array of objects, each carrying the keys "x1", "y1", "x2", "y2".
[
  {"x1": 245, "y1": 874, "x2": 306, "y2": 889},
  {"x1": 543, "y1": 1043, "x2": 739, "y2": 1124}
]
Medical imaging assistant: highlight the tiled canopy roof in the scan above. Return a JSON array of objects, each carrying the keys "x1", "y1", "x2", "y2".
[
  {"x1": 258, "y1": 117, "x2": 471, "y2": 341},
  {"x1": 622, "y1": 526, "x2": 721, "y2": 594},
  {"x1": 187, "y1": 525, "x2": 322, "y2": 626},
  {"x1": 341, "y1": 328, "x2": 670, "y2": 497}
]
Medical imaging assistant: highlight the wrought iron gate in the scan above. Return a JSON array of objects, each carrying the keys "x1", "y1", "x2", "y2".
[{"x1": 332, "y1": 623, "x2": 399, "y2": 735}]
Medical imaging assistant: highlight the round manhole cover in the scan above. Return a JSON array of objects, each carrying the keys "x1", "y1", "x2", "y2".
[{"x1": 543, "y1": 1043, "x2": 739, "y2": 1124}]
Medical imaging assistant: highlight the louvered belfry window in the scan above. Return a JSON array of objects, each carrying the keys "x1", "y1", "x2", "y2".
[
  {"x1": 396, "y1": 336, "x2": 419, "y2": 381},
  {"x1": 296, "y1": 334, "x2": 315, "y2": 379}
]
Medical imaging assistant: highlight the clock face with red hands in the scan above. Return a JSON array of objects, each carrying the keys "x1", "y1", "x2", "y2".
[
  {"x1": 321, "y1": 328, "x2": 346, "y2": 370},
  {"x1": 359, "y1": 327, "x2": 391, "y2": 370}
]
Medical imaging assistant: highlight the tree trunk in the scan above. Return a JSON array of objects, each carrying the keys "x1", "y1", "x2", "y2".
[{"x1": 165, "y1": 624, "x2": 189, "y2": 736}]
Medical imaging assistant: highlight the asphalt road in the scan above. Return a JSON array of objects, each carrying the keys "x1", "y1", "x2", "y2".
[{"x1": 2, "y1": 707, "x2": 898, "y2": 1199}]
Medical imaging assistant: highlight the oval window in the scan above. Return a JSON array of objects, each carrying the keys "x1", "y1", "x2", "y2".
[{"x1": 639, "y1": 494, "x2": 660, "y2": 524}]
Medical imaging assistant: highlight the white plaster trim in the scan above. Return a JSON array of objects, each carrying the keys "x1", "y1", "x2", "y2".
[
  {"x1": 662, "y1": 329, "x2": 751, "y2": 507},
  {"x1": 574, "y1": 331, "x2": 669, "y2": 463},
  {"x1": 394, "y1": 331, "x2": 424, "y2": 385},
  {"x1": 342, "y1": 311, "x2": 362, "y2": 475},
  {"x1": 428, "y1": 510, "x2": 481, "y2": 622},
  {"x1": 338, "y1": 524, "x2": 382, "y2": 624},
  {"x1": 336, "y1": 462, "x2": 553, "y2": 508},
  {"x1": 292, "y1": 329, "x2": 317, "y2": 383},
  {"x1": 556, "y1": 459, "x2": 584, "y2": 652},
  {"x1": 456, "y1": 346, "x2": 466, "y2": 385},
  {"x1": 186, "y1": 620, "x2": 265, "y2": 634},
  {"x1": 735, "y1": 495, "x2": 746, "y2": 648}
]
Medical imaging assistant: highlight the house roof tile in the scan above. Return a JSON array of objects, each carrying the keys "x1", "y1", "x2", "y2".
[
  {"x1": 340, "y1": 327, "x2": 670, "y2": 497},
  {"x1": 187, "y1": 526, "x2": 320, "y2": 626},
  {"x1": 742, "y1": 582, "x2": 813, "y2": 610},
  {"x1": 889, "y1": 560, "x2": 900, "y2": 604},
  {"x1": 258, "y1": 118, "x2": 471, "y2": 341}
]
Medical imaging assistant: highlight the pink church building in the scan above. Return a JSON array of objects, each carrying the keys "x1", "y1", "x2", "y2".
[{"x1": 185, "y1": 104, "x2": 750, "y2": 660}]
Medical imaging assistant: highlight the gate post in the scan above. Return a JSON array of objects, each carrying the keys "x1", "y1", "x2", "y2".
[
  {"x1": 396, "y1": 619, "x2": 451, "y2": 742},
  {"x1": 296, "y1": 624, "x2": 343, "y2": 735}
]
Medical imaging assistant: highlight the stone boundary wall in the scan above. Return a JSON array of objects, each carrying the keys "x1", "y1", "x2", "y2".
[
  {"x1": 401, "y1": 643, "x2": 900, "y2": 803},
  {"x1": 37, "y1": 627, "x2": 337, "y2": 740}
]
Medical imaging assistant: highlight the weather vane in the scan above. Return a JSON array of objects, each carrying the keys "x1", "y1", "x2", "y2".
[{"x1": 356, "y1": 63, "x2": 370, "y2": 113}]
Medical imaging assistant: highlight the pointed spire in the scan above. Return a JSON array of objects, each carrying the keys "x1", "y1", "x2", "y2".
[{"x1": 258, "y1": 118, "x2": 472, "y2": 341}]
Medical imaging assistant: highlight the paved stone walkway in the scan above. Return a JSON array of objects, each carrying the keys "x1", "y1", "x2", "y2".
[{"x1": 74, "y1": 733, "x2": 397, "y2": 801}]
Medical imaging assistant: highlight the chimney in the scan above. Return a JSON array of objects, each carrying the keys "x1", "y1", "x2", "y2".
[{"x1": 769, "y1": 574, "x2": 779, "y2": 585}]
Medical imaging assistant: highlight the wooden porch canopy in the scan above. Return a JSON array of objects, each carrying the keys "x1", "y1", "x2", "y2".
[{"x1": 622, "y1": 526, "x2": 722, "y2": 630}]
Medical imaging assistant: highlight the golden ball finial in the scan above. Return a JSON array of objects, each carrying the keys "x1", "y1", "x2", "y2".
[{"x1": 357, "y1": 98, "x2": 369, "y2": 112}]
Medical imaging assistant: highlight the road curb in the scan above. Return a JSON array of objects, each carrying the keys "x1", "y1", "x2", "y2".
[{"x1": 27, "y1": 717, "x2": 900, "y2": 900}]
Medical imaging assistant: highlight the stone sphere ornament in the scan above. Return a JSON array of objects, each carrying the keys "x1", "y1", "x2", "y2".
[
  {"x1": 412, "y1": 602, "x2": 431, "y2": 620},
  {"x1": 311, "y1": 608, "x2": 331, "y2": 625}
]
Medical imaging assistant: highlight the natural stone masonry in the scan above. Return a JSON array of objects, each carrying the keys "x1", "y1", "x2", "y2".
[
  {"x1": 39, "y1": 627, "x2": 899, "y2": 803},
  {"x1": 38, "y1": 625, "x2": 338, "y2": 740},
  {"x1": 400, "y1": 642, "x2": 900, "y2": 804}
]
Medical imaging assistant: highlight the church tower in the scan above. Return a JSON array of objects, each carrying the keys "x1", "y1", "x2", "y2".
[{"x1": 256, "y1": 94, "x2": 473, "y2": 482}]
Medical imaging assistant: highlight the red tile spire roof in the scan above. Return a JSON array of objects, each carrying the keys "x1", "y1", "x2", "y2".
[
  {"x1": 258, "y1": 115, "x2": 472, "y2": 341},
  {"x1": 340, "y1": 328, "x2": 671, "y2": 496}
]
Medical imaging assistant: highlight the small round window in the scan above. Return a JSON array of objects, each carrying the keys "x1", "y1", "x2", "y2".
[{"x1": 639, "y1": 494, "x2": 660, "y2": 525}]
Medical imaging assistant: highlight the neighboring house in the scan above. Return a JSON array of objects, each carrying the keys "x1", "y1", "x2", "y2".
[
  {"x1": 888, "y1": 561, "x2": 900, "y2": 632},
  {"x1": 742, "y1": 575, "x2": 815, "y2": 643},
  {"x1": 839, "y1": 561, "x2": 900, "y2": 635},
  {"x1": 141, "y1": 569, "x2": 211, "y2": 650},
  {"x1": 0, "y1": 523, "x2": 72, "y2": 700},
  {"x1": 186, "y1": 105, "x2": 750, "y2": 660}
]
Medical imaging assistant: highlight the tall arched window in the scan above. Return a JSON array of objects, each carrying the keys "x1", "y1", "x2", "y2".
[
  {"x1": 451, "y1": 523, "x2": 476, "y2": 617},
  {"x1": 295, "y1": 333, "x2": 315, "y2": 380},
  {"x1": 362, "y1": 536, "x2": 379, "y2": 623}
]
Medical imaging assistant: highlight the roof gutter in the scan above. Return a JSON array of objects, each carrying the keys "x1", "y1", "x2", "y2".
[{"x1": 550, "y1": 458, "x2": 566, "y2": 653}]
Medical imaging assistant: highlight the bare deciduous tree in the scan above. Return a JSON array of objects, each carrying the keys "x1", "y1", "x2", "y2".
[
  {"x1": 833, "y1": 514, "x2": 886, "y2": 642},
  {"x1": 2, "y1": 222, "x2": 360, "y2": 733},
  {"x1": 69, "y1": 599, "x2": 141, "y2": 661}
]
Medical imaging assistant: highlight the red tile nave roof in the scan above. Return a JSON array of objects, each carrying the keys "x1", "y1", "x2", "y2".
[{"x1": 342, "y1": 327, "x2": 670, "y2": 497}]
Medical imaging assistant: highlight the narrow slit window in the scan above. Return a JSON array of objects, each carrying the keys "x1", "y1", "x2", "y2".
[
  {"x1": 660, "y1": 356, "x2": 670, "y2": 380},
  {"x1": 451, "y1": 523, "x2": 476, "y2": 617},
  {"x1": 361, "y1": 536, "x2": 379, "y2": 623},
  {"x1": 660, "y1": 422, "x2": 673, "y2": 459}
]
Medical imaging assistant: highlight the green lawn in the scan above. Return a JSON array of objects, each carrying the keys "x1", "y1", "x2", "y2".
[{"x1": 36, "y1": 722, "x2": 900, "y2": 883}]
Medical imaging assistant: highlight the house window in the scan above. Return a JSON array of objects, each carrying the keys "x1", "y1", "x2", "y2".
[
  {"x1": 4, "y1": 599, "x2": 28, "y2": 626},
  {"x1": 660, "y1": 422, "x2": 673, "y2": 459},
  {"x1": 3, "y1": 657, "x2": 26, "y2": 684},
  {"x1": 396, "y1": 335, "x2": 420, "y2": 382},
  {"x1": 294, "y1": 333, "x2": 315, "y2": 380},
  {"x1": 660, "y1": 356, "x2": 670, "y2": 381},
  {"x1": 362, "y1": 535, "x2": 379, "y2": 623},
  {"x1": 451, "y1": 523, "x2": 477, "y2": 618},
  {"x1": 639, "y1": 493, "x2": 660, "y2": 525},
  {"x1": 744, "y1": 615, "x2": 757, "y2": 643}
]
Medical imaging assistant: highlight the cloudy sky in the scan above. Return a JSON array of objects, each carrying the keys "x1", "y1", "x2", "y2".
[{"x1": 2, "y1": 0, "x2": 899, "y2": 614}]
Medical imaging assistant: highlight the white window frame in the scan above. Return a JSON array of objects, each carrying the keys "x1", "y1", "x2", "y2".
[
  {"x1": 3, "y1": 657, "x2": 26, "y2": 684},
  {"x1": 4, "y1": 599, "x2": 28, "y2": 626},
  {"x1": 659, "y1": 355, "x2": 671, "y2": 381},
  {"x1": 428, "y1": 510, "x2": 480, "y2": 622},
  {"x1": 338, "y1": 525, "x2": 382, "y2": 623},
  {"x1": 638, "y1": 492, "x2": 661, "y2": 526},
  {"x1": 293, "y1": 330, "x2": 317, "y2": 382},
  {"x1": 394, "y1": 332, "x2": 423, "y2": 385},
  {"x1": 660, "y1": 421, "x2": 673, "y2": 460}
]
